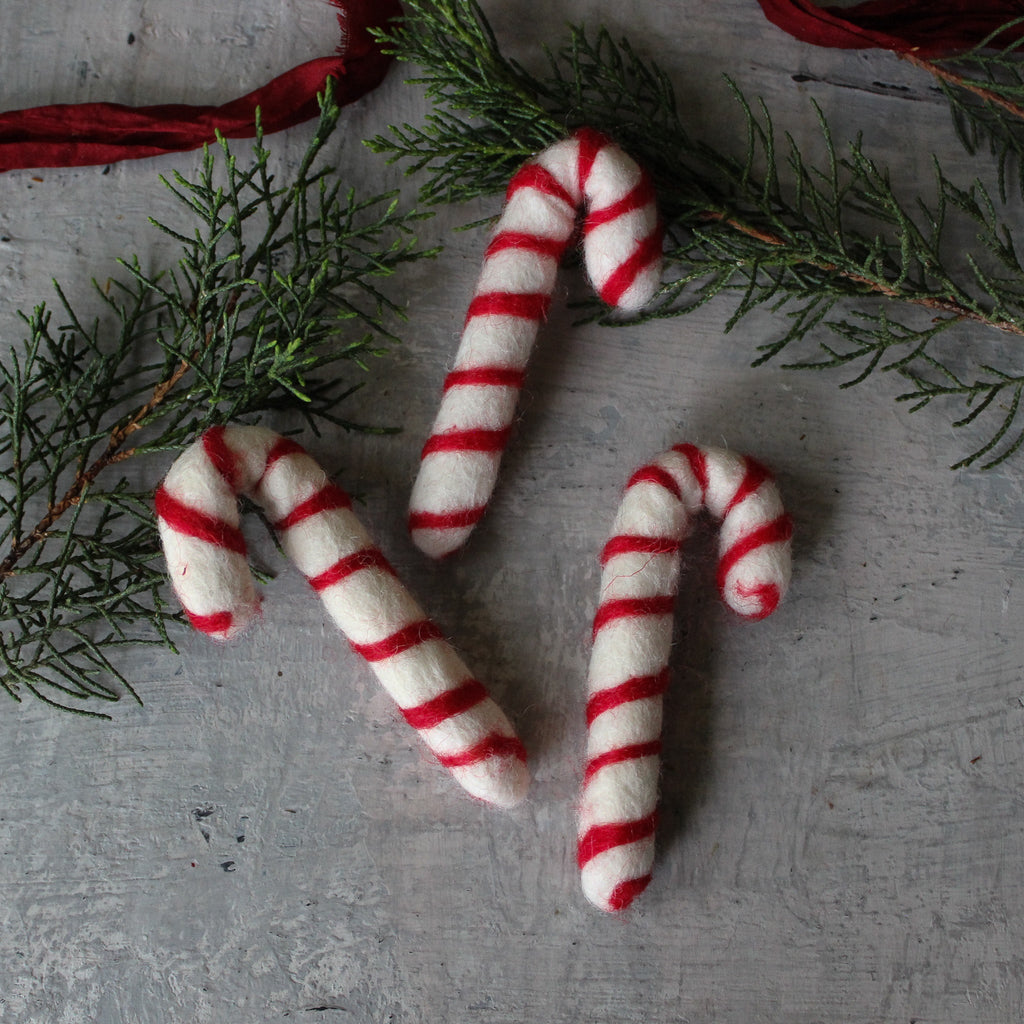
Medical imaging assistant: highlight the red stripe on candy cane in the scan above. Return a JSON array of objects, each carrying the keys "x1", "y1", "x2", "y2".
[
  {"x1": 584, "y1": 739, "x2": 663, "y2": 785},
  {"x1": 465, "y1": 291, "x2": 552, "y2": 323},
  {"x1": 600, "y1": 534, "x2": 680, "y2": 565},
  {"x1": 607, "y1": 876, "x2": 653, "y2": 912},
  {"x1": 349, "y1": 620, "x2": 445, "y2": 662},
  {"x1": 580, "y1": 444, "x2": 792, "y2": 912},
  {"x1": 400, "y1": 678, "x2": 489, "y2": 730},
  {"x1": 436, "y1": 734, "x2": 528, "y2": 770},
  {"x1": 485, "y1": 231, "x2": 569, "y2": 262},
  {"x1": 598, "y1": 228, "x2": 664, "y2": 307},
  {"x1": 409, "y1": 128, "x2": 664, "y2": 560},
  {"x1": 505, "y1": 163, "x2": 576, "y2": 208},
  {"x1": 185, "y1": 609, "x2": 236, "y2": 636},
  {"x1": 442, "y1": 367, "x2": 526, "y2": 391},
  {"x1": 407, "y1": 506, "x2": 487, "y2": 533},
  {"x1": 575, "y1": 127, "x2": 607, "y2": 194},
  {"x1": 627, "y1": 463, "x2": 683, "y2": 500},
  {"x1": 154, "y1": 486, "x2": 247, "y2": 556},
  {"x1": 673, "y1": 443, "x2": 709, "y2": 501},
  {"x1": 725, "y1": 456, "x2": 772, "y2": 515},
  {"x1": 585, "y1": 669, "x2": 671, "y2": 726},
  {"x1": 578, "y1": 813, "x2": 659, "y2": 868},
  {"x1": 592, "y1": 595, "x2": 676, "y2": 639},
  {"x1": 203, "y1": 425, "x2": 241, "y2": 491},
  {"x1": 307, "y1": 548, "x2": 396, "y2": 592},
  {"x1": 156, "y1": 425, "x2": 530, "y2": 809},
  {"x1": 262, "y1": 437, "x2": 307, "y2": 478},
  {"x1": 421, "y1": 428, "x2": 512, "y2": 458},
  {"x1": 272, "y1": 483, "x2": 352, "y2": 531},
  {"x1": 585, "y1": 176, "x2": 656, "y2": 230},
  {"x1": 717, "y1": 515, "x2": 795, "y2": 619}
]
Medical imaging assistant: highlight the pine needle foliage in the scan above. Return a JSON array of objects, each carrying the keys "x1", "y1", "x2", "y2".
[
  {"x1": 369, "y1": 0, "x2": 1024, "y2": 469},
  {"x1": 0, "y1": 84, "x2": 436, "y2": 718},
  {"x1": 911, "y1": 18, "x2": 1024, "y2": 204}
]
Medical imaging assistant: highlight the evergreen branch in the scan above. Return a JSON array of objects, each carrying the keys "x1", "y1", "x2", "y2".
[
  {"x1": 370, "y1": 0, "x2": 1024, "y2": 468},
  {"x1": 902, "y1": 19, "x2": 1024, "y2": 202},
  {"x1": 0, "y1": 83, "x2": 437, "y2": 717},
  {"x1": 907, "y1": 51, "x2": 1024, "y2": 124},
  {"x1": 0, "y1": 291, "x2": 238, "y2": 580}
]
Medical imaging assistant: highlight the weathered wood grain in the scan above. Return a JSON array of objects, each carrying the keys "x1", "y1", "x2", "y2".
[{"x1": 0, "y1": 2, "x2": 1022, "y2": 1022}]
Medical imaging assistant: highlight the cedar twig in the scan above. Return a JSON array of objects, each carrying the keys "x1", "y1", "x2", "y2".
[
  {"x1": 370, "y1": 0, "x2": 1024, "y2": 468},
  {"x1": 0, "y1": 84, "x2": 437, "y2": 716},
  {"x1": 903, "y1": 51, "x2": 1024, "y2": 123},
  {"x1": 698, "y1": 209, "x2": 1024, "y2": 334},
  {"x1": 0, "y1": 313, "x2": 221, "y2": 579}
]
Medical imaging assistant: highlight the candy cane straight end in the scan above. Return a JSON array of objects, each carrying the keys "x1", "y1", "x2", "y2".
[
  {"x1": 719, "y1": 529, "x2": 793, "y2": 622},
  {"x1": 580, "y1": 443, "x2": 792, "y2": 912},
  {"x1": 407, "y1": 510, "x2": 479, "y2": 561},
  {"x1": 450, "y1": 743, "x2": 531, "y2": 809},
  {"x1": 408, "y1": 127, "x2": 663, "y2": 558},
  {"x1": 184, "y1": 602, "x2": 261, "y2": 642},
  {"x1": 580, "y1": 833, "x2": 655, "y2": 913},
  {"x1": 158, "y1": 424, "x2": 530, "y2": 809}
]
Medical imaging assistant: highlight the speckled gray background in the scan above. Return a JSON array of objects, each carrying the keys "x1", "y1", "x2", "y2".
[{"x1": 1, "y1": 2, "x2": 1022, "y2": 1022}]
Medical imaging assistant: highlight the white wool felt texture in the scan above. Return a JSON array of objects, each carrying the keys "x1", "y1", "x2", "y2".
[
  {"x1": 588, "y1": 618, "x2": 675, "y2": 705},
  {"x1": 585, "y1": 693, "x2": 665, "y2": 762},
  {"x1": 501, "y1": 195, "x2": 574, "y2": 241},
  {"x1": 409, "y1": 129, "x2": 663, "y2": 559},
  {"x1": 476, "y1": 247, "x2": 559, "y2": 295},
  {"x1": 582, "y1": 842, "x2": 654, "y2": 911},
  {"x1": 410, "y1": 451, "x2": 503, "y2": 559},
  {"x1": 158, "y1": 526, "x2": 257, "y2": 624},
  {"x1": 453, "y1": 320, "x2": 536, "y2": 376},
  {"x1": 580, "y1": 444, "x2": 792, "y2": 912},
  {"x1": 157, "y1": 425, "x2": 530, "y2": 809},
  {"x1": 431, "y1": 386, "x2": 520, "y2": 436},
  {"x1": 157, "y1": 437, "x2": 260, "y2": 630},
  {"x1": 580, "y1": 146, "x2": 660, "y2": 312},
  {"x1": 581, "y1": 758, "x2": 661, "y2": 829}
]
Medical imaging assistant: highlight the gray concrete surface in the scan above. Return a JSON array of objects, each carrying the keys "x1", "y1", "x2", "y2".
[{"x1": 1, "y1": 2, "x2": 1023, "y2": 1022}]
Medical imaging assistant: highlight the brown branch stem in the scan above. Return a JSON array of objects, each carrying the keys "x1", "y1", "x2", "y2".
[
  {"x1": 0, "y1": 361, "x2": 190, "y2": 579},
  {"x1": 0, "y1": 292, "x2": 240, "y2": 580},
  {"x1": 697, "y1": 209, "x2": 1024, "y2": 337},
  {"x1": 901, "y1": 51, "x2": 1024, "y2": 125}
]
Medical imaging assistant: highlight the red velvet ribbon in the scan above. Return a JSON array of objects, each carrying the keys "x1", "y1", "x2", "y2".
[
  {"x1": 756, "y1": 0, "x2": 1024, "y2": 57},
  {"x1": 0, "y1": 0, "x2": 401, "y2": 173}
]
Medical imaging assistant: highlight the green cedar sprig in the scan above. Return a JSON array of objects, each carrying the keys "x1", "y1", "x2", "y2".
[
  {"x1": 904, "y1": 18, "x2": 1024, "y2": 203},
  {"x1": 368, "y1": 0, "x2": 1024, "y2": 469},
  {"x1": 0, "y1": 83, "x2": 436, "y2": 717}
]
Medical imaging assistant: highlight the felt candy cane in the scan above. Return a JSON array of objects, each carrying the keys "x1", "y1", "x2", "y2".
[
  {"x1": 579, "y1": 444, "x2": 793, "y2": 912},
  {"x1": 155, "y1": 424, "x2": 530, "y2": 809},
  {"x1": 409, "y1": 128, "x2": 664, "y2": 559}
]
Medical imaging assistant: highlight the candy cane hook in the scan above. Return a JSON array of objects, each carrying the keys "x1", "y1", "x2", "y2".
[
  {"x1": 409, "y1": 128, "x2": 664, "y2": 559},
  {"x1": 155, "y1": 425, "x2": 530, "y2": 808},
  {"x1": 579, "y1": 444, "x2": 793, "y2": 911}
]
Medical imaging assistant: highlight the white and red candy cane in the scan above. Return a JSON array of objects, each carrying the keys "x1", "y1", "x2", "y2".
[
  {"x1": 155, "y1": 424, "x2": 530, "y2": 808},
  {"x1": 408, "y1": 128, "x2": 663, "y2": 559},
  {"x1": 579, "y1": 444, "x2": 794, "y2": 911}
]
